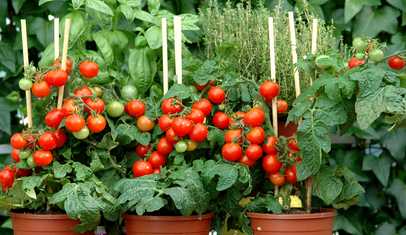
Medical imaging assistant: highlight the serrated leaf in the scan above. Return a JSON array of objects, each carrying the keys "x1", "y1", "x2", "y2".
[
  {"x1": 72, "y1": 162, "x2": 92, "y2": 181},
  {"x1": 163, "y1": 84, "x2": 191, "y2": 99},
  {"x1": 202, "y1": 162, "x2": 239, "y2": 191},
  {"x1": 53, "y1": 162, "x2": 73, "y2": 179},
  {"x1": 246, "y1": 194, "x2": 283, "y2": 213},
  {"x1": 164, "y1": 187, "x2": 195, "y2": 215}
]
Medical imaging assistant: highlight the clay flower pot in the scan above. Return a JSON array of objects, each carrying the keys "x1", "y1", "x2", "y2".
[
  {"x1": 11, "y1": 213, "x2": 93, "y2": 235},
  {"x1": 124, "y1": 213, "x2": 214, "y2": 235},
  {"x1": 247, "y1": 209, "x2": 335, "y2": 235}
]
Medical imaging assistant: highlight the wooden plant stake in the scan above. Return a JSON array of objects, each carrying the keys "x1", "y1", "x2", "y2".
[
  {"x1": 310, "y1": 19, "x2": 319, "y2": 85},
  {"x1": 54, "y1": 18, "x2": 60, "y2": 60},
  {"x1": 174, "y1": 16, "x2": 182, "y2": 84},
  {"x1": 57, "y1": 19, "x2": 71, "y2": 109},
  {"x1": 162, "y1": 18, "x2": 169, "y2": 94},
  {"x1": 20, "y1": 20, "x2": 33, "y2": 128}
]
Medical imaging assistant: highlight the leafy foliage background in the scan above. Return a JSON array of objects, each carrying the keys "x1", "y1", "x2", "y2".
[{"x1": 0, "y1": 0, "x2": 405, "y2": 234}]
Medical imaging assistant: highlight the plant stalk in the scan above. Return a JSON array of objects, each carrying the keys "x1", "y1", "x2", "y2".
[{"x1": 305, "y1": 177, "x2": 313, "y2": 213}]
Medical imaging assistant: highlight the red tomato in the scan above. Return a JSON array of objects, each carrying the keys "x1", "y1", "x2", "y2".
[
  {"x1": 212, "y1": 112, "x2": 230, "y2": 129},
  {"x1": 125, "y1": 99, "x2": 145, "y2": 118},
  {"x1": 44, "y1": 69, "x2": 68, "y2": 87},
  {"x1": 45, "y1": 108, "x2": 65, "y2": 128},
  {"x1": 269, "y1": 172, "x2": 285, "y2": 186},
  {"x1": 208, "y1": 86, "x2": 225, "y2": 104},
  {"x1": 277, "y1": 99, "x2": 288, "y2": 113},
  {"x1": 79, "y1": 61, "x2": 99, "y2": 79},
  {"x1": 53, "y1": 57, "x2": 73, "y2": 74},
  {"x1": 32, "y1": 80, "x2": 51, "y2": 98},
  {"x1": 87, "y1": 114, "x2": 107, "y2": 133},
  {"x1": 38, "y1": 131, "x2": 57, "y2": 151},
  {"x1": 288, "y1": 138, "x2": 300, "y2": 153},
  {"x1": 0, "y1": 167, "x2": 15, "y2": 192},
  {"x1": 263, "y1": 136, "x2": 278, "y2": 155},
  {"x1": 192, "y1": 99, "x2": 212, "y2": 116},
  {"x1": 74, "y1": 86, "x2": 93, "y2": 99},
  {"x1": 158, "y1": 115, "x2": 173, "y2": 131},
  {"x1": 161, "y1": 97, "x2": 182, "y2": 114},
  {"x1": 33, "y1": 150, "x2": 53, "y2": 167},
  {"x1": 262, "y1": 154, "x2": 282, "y2": 174},
  {"x1": 148, "y1": 151, "x2": 166, "y2": 168},
  {"x1": 245, "y1": 144, "x2": 263, "y2": 161},
  {"x1": 194, "y1": 80, "x2": 214, "y2": 91},
  {"x1": 65, "y1": 114, "x2": 85, "y2": 132},
  {"x1": 189, "y1": 123, "x2": 208, "y2": 142},
  {"x1": 246, "y1": 127, "x2": 265, "y2": 144},
  {"x1": 171, "y1": 117, "x2": 193, "y2": 137},
  {"x1": 221, "y1": 143, "x2": 243, "y2": 161},
  {"x1": 62, "y1": 98, "x2": 78, "y2": 116},
  {"x1": 85, "y1": 98, "x2": 105, "y2": 114},
  {"x1": 286, "y1": 165, "x2": 297, "y2": 184},
  {"x1": 10, "y1": 133, "x2": 28, "y2": 149},
  {"x1": 348, "y1": 57, "x2": 365, "y2": 69},
  {"x1": 132, "y1": 160, "x2": 154, "y2": 177},
  {"x1": 240, "y1": 155, "x2": 256, "y2": 167},
  {"x1": 136, "y1": 116, "x2": 155, "y2": 132},
  {"x1": 54, "y1": 129, "x2": 67, "y2": 148},
  {"x1": 16, "y1": 168, "x2": 32, "y2": 177},
  {"x1": 224, "y1": 129, "x2": 242, "y2": 143},
  {"x1": 153, "y1": 168, "x2": 161, "y2": 174},
  {"x1": 165, "y1": 128, "x2": 178, "y2": 144},
  {"x1": 11, "y1": 149, "x2": 20, "y2": 162},
  {"x1": 135, "y1": 144, "x2": 151, "y2": 158},
  {"x1": 244, "y1": 107, "x2": 265, "y2": 127},
  {"x1": 186, "y1": 109, "x2": 205, "y2": 124},
  {"x1": 157, "y1": 137, "x2": 173, "y2": 155},
  {"x1": 259, "y1": 80, "x2": 280, "y2": 101},
  {"x1": 388, "y1": 55, "x2": 405, "y2": 70}
]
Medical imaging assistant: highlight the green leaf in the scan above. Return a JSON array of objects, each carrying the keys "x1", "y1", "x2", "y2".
[
  {"x1": 133, "y1": 9, "x2": 157, "y2": 24},
  {"x1": 21, "y1": 176, "x2": 45, "y2": 200},
  {"x1": 145, "y1": 26, "x2": 162, "y2": 49},
  {"x1": 309, "y1": 0, "x2": 329, "y2": 5},
  {"x1": 313, "y1": 167, "x2": 343, "y2": 204},
  {"x1": 387, "y1": 0, "x2": 406, "y2": 11},
  {"x1": 353, "y1": 6, "x2": 400, "y2": 37},
  {"x1": 128, "y1": 47, "x2": 157, "y2": 93},
  {"x1": 344, "y1": 0, "x2": 381, "y2": 23},
  {"x1": 164, "y1": 187, "x2": 195, "y2": 215},
  {"x1": 246, "y1": 194, "x2": 283, "y2": 213},
  {"x1": 382, "y1": 128, "x2": 406, "y2": 161},
  {"x1": 116, "y1": 123, "x2": 151, "y2": 145},
  {"x1": 12, "y1": 0, "x2": 26, "y2": 13},
  {"x1": 333, "y1": 214, "x2": 363, "y2": 234},
  {"x1": 119, "y1": 4, "x2": 135, "y2": 22},
  {"x1": 375, "y1": 222, "x2": 397, "y2": 235},
  {"x1": 147, "y1": 0, "x2": 160, "y2": 13},
  {"x1": 0, "y1": 42, "x2": 17, "y2": 73},
  {"x1": 53, "y1": 162, "x2": 73, "y2": 179},
  {"x1": 93, "y1": 31, "x2": 114, "y2": 65},
  {"x1": 85, "y1": 0, "x2": 113, "y2": 16},
  {"x1": 163, "y1": 84, "x2": 192, "y2": 100},
  {"x1": 362, "y1": 154, "x2": 392, "y2": 186},
  {"x1": 39, "y1": 0, "x2": 54, "y2": 5},
  {"x1": 72, "y1": 162, "x2": 92, "y2": 181},
  {"x1": 63, "y1": 11, "x2": 86, "y2": 45},
  {"x1": 355, "y1": 88, "x2": 385, "y2": 129},
  {"x1": 202, "y1": 162, "x2": 239, "y2": 191},
  {"x1": 387, "y1": 179, "x2": 406, "y2": 219},
  {"x1": 29, "y1": 17, "x2": 53, "y2": 47}
]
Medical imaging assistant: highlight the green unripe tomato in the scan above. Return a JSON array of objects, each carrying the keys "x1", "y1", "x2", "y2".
[
  {"x1": 107, "y1": 101, "x2": 125, "y2": 117},
  {"x1": 369, "y1": 49, "x2": 384, "y2": 62},
  {"x1": 73, "y1": 126, "x2": 90, "y2": 140},
  {"x1": 315, "y1": 55, "x2": 333, "y2": 69},
  {"x1": 19, "y1": 79, "x2": 33, "y2": 90},
  {"x1": 90, "y1": 86, "x2": 103, "y2": 97},
  {"x1": 355, "y1": 52, "x2": 365, "y2": 60},
  {"x1": 121, "y1": 85, "x2": 138, "y2": 101},
  {"x1": 175, "y1": 141, "x2": 187, "y2": 153},
  {"x1": 26, "y1": 156, "x2": 35, "y2": 168},
  {"x1": 352, "y1": 37, "x2": 368, "y2": 51},
  {"x1": 19, "y1": 150, "x2": 31, "y2": 160}
]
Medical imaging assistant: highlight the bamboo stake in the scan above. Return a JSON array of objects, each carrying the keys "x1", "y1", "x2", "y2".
[
  {"x1": 310, "y1": 19, "x2": 319, "y2": 85},
  {"x1": 288, "y1": 12, "x2": 301, "y2": 97},
  {"x1": 174, "y1": 16, "x2": 182, "y2": 84},
  {"x1": 57, "y1": 19, "x2": 71, "y2": 109},
  {"x1": 20, "y1": 20, "x2": 33, "y2": 128},
  {"x1": 54, "y1": 18, "x2": 60, "y2": 60},
  {"x1": 162, "y1": 18, "x2": 169, "y2": 94}
]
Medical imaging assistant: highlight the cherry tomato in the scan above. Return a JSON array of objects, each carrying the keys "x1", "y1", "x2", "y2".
[
  {"x1": 53, "y1": 57, "x2": 73, "y2": 74},
  {"x1": 45, "y1": 108, "x2": 65, "y2": 128},
  {"x1": 186, "y1": 140, "x2": 198, "y2": 151},
  {"x1": 74, "y1": 86, "x2": 93, "y2": 99},
  {"x1": 246, "y1": 127, "x2": 265, "y2": 144},
  {"x1": 54, "y1": 129, "x2": 67, "y2": 148},
  {"x1": 348, "y1": 57, "x2": 365, "y2": 69},
  {"x1": 388, "y1": 55, "x2": 405, "y2": 70},
  {"x1": 277, "y1": 99, "x2": 288, "y2": 113},
  {"x1": 161, "y1": 97, "x2": 183, "y2": 114},
  {"x1": 288, "y1": 138, "x2": 300, "y2": 153},
  {"x1": 137, "y1": 116, "x2": 155, "y2": 132},
  {"x1": 286, "y1": 165, "x2": 297, "y2": 184},
  {"x1": 107, "y1": 101, "x2": 125, "y2": 118},
  {"x1": 148, "y1": 151, "x2": 166, "y2": 168},
  {"x1": 269, "y1": 172, "x2": 285, "y2": 186},
  {"x1": 221, "y1": 143, "x2": 243, "y2": 161},
  {"x1": 171, "y1": 117, "x2": 193, "y2": 137},
  {"x1": 90, "y1": 86, "x2": 103, "y2": 97},
  {"x1": 19, "y1": 78, "x2": 32, "y2": 91},
  {"x1": 135, "y1": 144, "x2": 151, "y2": 158},
  {"x1": 65, "y1": 114, "x2": 85, "y2": 132},
  {"x1": 16, "y1": 168, "x2": 32, "y2": 177},
  {"x1": 62, "y1": 98, "x2": 78, "y2": 116},
  {"x1": 244, "y1": 107, "x2": 265, "y2": 127},
  {"x1": 158, "y1": 115, "x2": 173, "y2": 131},
  {"x1": 259, "y1": 80, "x2": 280, "y2": 101},
  {"x1": 79, "y1": 61, "x2": 99, "y2": 79},
  {"x1": 212, "y1": 112, "x2": 230, "y2": 129},
  {"x1": 72, "y1": 126, "x2": 90, "y2": 139},
  {"x1": 192, "y1": 99, "x2": 212, "y2": 116},
  {"x1": 85, "y1": 98, "x2": 105, "y2": 114},
  {"x1": 11, "y1": 149, "x2": 20, "y2": 162},
  {"x1": 165, "y1": 128, "x2": 178, "y2": 144},
  {"x1": 189, "y1": 123, "x2": 208, "y2": 142},
  {"x1": 263, "y1": 136, "x2": 278, "y2": 155},
  {"x1": 224, "y1": 129, "x2": 242, "y2": 143},
  {"x1": 33, "y1": 150, "x2": 53, "y2": 167},
  {"x1": 240, "y1": 155, "x2": 256, "y2": 167},
  {"x1": 194, "y1": 80, "x2": 214, "y2": 91},
  {"x1": 157, "y1": 137, "x2": 173, "y2": 155},
  {"x1": 186, "y1": 109, "x2": 205, "y2": 124},
  {"x1": 121, "y1": 85, "x2": 138, "y2": 101},
  {"x1": 87, "y1": 114, "x2": 107, "y2": 133},
  {"x1": 44, "y1": 69, "x2": 68, "y2": 87},
  {"x1": 369, "y1": 49, "x2": 384, "y2": 62},
  {"x1": 175, "y1": 141, "x2": 188, "y2": 153},
  {"x1": 132, "y1": 160, "x2": 154, "y2": 177},
  {"x1": 38, "y1": 131, "x2": 57, "y2": 151},
  {"x1": 262, "y1": 154, "x2": 282, "y2": 174},
  {"x1": 10, "y1": 133, "x2": 28, "y2": 149},
  {"x1": 245, "y1": 144, "x2": 263, "y2": 161},
  {"x1": 208, "y1": 86, "x2": 225, "y2": 104},
  {"x1": 125, "y1": 99, "x2": 145, "y2": 118},
  {"x1": 32, "y1": 80, "x2": 51, "y2": 98},
  {"x1": 0, "y1": 167, "x2": 15, "y2": 192}
]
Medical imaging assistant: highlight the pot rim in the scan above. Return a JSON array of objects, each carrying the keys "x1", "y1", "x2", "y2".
[
  {"x1": 124, "y1": 212, "x2": 214, "y2": 222},
  {"x1": 247, "y1": 208, "x2": 335, "y2": 220},
  {"x1": 11, "y1": 212, "x2": 71, "y2": 220}
]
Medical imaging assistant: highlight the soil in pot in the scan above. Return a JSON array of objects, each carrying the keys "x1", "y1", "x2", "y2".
[
  {"x1": 124, "y1": 213, "x2": 213, "y2": 235},
  {"x1": 11, "y1": 213, "x2": 93, "y2": 235},
  {"x1": 247, "y1": 209, "x2": 335, "y2": 235}
]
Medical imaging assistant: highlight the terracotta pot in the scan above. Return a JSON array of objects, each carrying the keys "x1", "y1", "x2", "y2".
[
  {"x1": 247, "y1": 209, "x2": 335, "y2": 235},
  {"x1": 11, "y1": 213, "x2": 93, "y2": 235},
  {"x1": 124, "y1": 213, "x2": 214, "y2": 235}
]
